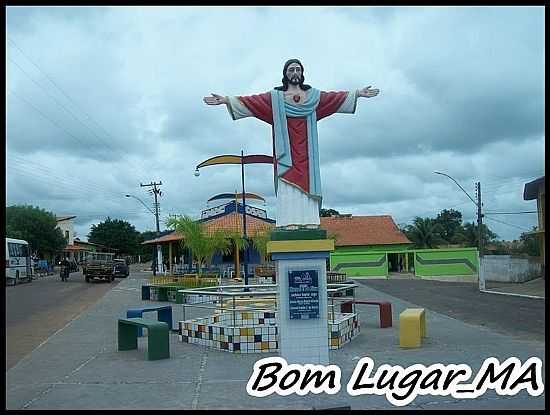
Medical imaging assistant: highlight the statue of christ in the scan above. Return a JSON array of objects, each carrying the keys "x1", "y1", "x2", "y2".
[{"x1": 204, "y1": 58, "x2": 379, "y2": 229}]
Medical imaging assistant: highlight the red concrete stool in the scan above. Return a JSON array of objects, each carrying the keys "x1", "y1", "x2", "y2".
[{"x1": 341, "y1": 300, "x2": 392, "y2": 328}]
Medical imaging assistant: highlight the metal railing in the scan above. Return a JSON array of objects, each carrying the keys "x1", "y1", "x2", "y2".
[{"x1": 178, "y1": 283, "x2": 358, "y2": 326}]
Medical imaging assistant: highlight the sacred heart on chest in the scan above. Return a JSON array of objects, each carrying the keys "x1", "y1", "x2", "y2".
[{"x1": 293, "y1": 94, "x2": 301, "y2": 103}]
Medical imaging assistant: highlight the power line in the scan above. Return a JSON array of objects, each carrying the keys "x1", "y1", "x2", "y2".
[
  {"x1": 484, "y1": 211, "x2": 537, "y2": 215},
  {"x1": 482, "y1": 188, "x2": 527, "y2": 197},
  {"x1": 7, "y1": 157, "x2": 126, "y2": 200},
  {"x1": 482, "y1": 176, "x2": 534, "y2": 189},
  {"x1": 484, "y1": 216, "x2": 533, "y2": 232},
  {"x1": 7, "y1": 36, "x2": 146, "y2": 178},
  {"x1": 8, "y1": 154, "x2": 123, "y2": 195},
  {"x1": 8, "y1": 56, "x2": 128, "y2": 162},
  {"x1": 7, "y1": 89, "x2": 109, "y2": 159},
  {"x1": 8, "y1": 165, "x2": 121, "y2": 200}
]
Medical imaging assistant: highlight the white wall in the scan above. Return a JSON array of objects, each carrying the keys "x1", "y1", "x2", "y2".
[
  {"x1": 56, "y1": 220, "x2": 74, "y2": 245},
  {"x1": 482, "y1": 255, "x2": 541, "y2": 283}
]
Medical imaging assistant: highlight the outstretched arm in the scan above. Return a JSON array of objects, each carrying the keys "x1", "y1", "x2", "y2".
[
  {"x1": 203, "y1": 93, "x2": 251, "y2": 120},
  {"x1": 203, "y1": 92, "x2": 273, "y2": 124},
  {"x1": 317, "y1": 86, "x2": 380, "y2": 120}
]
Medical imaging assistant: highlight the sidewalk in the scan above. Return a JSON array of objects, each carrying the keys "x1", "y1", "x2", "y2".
[
  {"x1": 6, "y1": 272, "x2": 545, "y2": 409},
  {"x1": 485, "y1": 277, "x2": 546, "y2": 299}
]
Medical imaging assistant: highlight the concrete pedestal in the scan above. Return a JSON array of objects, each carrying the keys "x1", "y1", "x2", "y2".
[{"x1": 268, "y1": 238, "x2": 334, "y2": 365}]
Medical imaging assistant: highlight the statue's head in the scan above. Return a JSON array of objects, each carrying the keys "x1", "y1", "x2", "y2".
[{"x1": 275, "y1": 59, "x2": 311, "y2": 91}]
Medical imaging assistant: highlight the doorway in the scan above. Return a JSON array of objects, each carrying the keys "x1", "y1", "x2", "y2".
[{"x1": 387, "y1": 252, "x2": 414, "y2": 278}]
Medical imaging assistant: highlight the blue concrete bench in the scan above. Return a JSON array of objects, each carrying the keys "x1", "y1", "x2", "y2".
[{"x1": 126, "y1": 305, "x2": 173, "y2": 337}]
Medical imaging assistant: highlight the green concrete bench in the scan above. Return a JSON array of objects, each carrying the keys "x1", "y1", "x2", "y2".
[{"x1": 117, "y1": 318, "x2": 170, "y2": 360}]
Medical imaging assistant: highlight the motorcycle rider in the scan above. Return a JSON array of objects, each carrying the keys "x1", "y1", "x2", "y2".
[{"x1": 60, "y1": 257, "x2": 70, "y2": 281}]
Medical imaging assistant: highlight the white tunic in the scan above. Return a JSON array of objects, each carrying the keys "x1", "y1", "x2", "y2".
[{"x1": 276, "y1": 179, "x2": 320, "y2": 227}]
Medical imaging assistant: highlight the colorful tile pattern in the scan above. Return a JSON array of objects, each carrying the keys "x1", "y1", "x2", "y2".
[
  {"x1": 178, "y1": 311, "x2": 360, "y2": 353},
  {"x1": 328, "y1": 312, "x2": 361, "y2": 349}
]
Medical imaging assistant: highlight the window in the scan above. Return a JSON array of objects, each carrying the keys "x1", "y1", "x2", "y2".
[{"x1": 8, "y1": 243, "x2": 28, "y2": 257}]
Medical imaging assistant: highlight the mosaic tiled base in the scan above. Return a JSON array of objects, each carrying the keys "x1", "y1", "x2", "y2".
[
  {"x1": 148, "y1": 286, "x2": 217, "y2": 304},
  {"x1": 329, "y1": 312, "x2": 361, "y2": 349},
  {"x1": 249, "y1": 276, "x2": 275, "y2": 285},
  {"x1": 185, "y1": 294, "x2": 220, "y2": 304},
  {"x1": 179, "y1": 310, "x2": 278, "y2": 353},
  {"x1": 178, "y1": 311, "x2": 360, "y2": 353}
]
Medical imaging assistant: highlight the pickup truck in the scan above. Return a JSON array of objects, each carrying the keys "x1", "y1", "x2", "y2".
[
  {"x1": 113, "y1": 258, "x2": 130, "y2": 278},
  {"x1": 83, "y1": 252, "x2": 116, "y2": 283}
]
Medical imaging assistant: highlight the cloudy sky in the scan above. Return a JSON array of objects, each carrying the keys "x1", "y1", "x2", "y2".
[{"x1": 6, "y1": 6, "x2": 545, "y2": 241}]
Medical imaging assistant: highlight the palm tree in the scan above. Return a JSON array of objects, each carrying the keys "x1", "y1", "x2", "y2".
[
  {"x1": 250, "y1": 229, "x2": 272, "y2": 264},
  {"x1": 225, "y1": 231, "x2": 249, "y2": 279},
  {"x1": 404, "y1": 217, "x2": 445, "y2": 249},
  {"x1": 166, "y1": 215, "x2": 231, "y2": 275}
]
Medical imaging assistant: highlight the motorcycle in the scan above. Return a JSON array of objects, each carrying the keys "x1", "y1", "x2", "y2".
[{"x1": 60, "y1": 263, "x2": 70, "y2": 282}]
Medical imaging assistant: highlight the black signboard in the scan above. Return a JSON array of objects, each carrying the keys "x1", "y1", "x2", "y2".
[{"x1": 288, "y1": 269, "x2": 319, "y2": 320}]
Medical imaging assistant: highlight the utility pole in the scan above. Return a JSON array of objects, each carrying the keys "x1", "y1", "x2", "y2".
[
  {"x1": 434, "y1": 172, "x2": 485, "y2": 291},
  {"x1": 141, "y1": 181, "x2": 163, "y2": 274},
  {"x1": 476, "y1": 181, "x2": 485, "y2": 290}
]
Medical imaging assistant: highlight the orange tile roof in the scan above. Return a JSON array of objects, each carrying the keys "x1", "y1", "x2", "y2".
[
  {"x1": 320, "y1": 215, "x2": 412, "y2": 247},
  {"x1": 202, "y1": 212, "x2": 275, "y2": 237},
  {"x1": 142, "y1": 213, "x2": 274, "y2": 245},
  {"x1": 63, "y1": 244, "x2": 90, "y2": 251},
  {"x1": 141, "y1": 232, "x2": 184, "y2": 245}
]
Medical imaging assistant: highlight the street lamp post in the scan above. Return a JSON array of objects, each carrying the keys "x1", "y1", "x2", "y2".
[
  {"x1": 195, "y1": 152, "x2": 273, "y2": 287},
  {"x1": 434, "y1": 172, "x2": 485, "y2": 290},
  {"x1": 125, "y1": 194, "x2": 161, "y2": 276},
  {"x1": 240, "y1": 150, "x2": 248, "y2": 285}
]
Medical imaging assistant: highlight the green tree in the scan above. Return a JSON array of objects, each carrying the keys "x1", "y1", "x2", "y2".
[
  {"x1": 166, "y1": 215, "x2": 231, "y2": 275},
  {"x1": 489, "y1": 240, "x2": 513, "y2": 255},
  {"x1": 88, "y1": 217, "x2": 141, "y2": 255},
  {"x1": 6, "y1": 205, "x2": 67, "y2": 257},
  {"x1": 403, "y1": 217, "x2": 445, "y2": 249},
  {"x1": 136, "y1": 230, "x2": 158, "y2": 262},
  {"x1": 517, "y1": 227, "x2": 540, "y2": 257},
  {"x1": 461, "y1": 222, "x2": 498, "y2": 251},
  {"x1": 320, "y1": 208, "x2": 340, "y2": 217},
  {"x1": 250, "y1": 229, "x2": 272, "y2": 264},
  {"x1": 435, "y1": 209, "x2": 464, "y2": 244}
]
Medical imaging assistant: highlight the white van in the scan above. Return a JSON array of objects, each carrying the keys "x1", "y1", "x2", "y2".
[{"x1": 6, "y1": 238, "x2": 32, "y2": 285}]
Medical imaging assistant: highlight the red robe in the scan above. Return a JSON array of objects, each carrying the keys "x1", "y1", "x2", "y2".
[{"x1": 237, "y1": 91, "x2": 349, "y2": 195}]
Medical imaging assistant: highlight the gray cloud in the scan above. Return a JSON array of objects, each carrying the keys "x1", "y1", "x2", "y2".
[{"x1": 6, "y1": 6, "x2": 544, "y2": 241}]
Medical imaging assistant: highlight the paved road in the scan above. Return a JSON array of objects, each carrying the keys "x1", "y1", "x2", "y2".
[
  {"x1": 356, "y1": 278, "x2": 545, "y2": 342},
  {"x1": 6, "y1": 271, "x2": 544, "y2": 410},
  {"x1": 5, "y1": 269, "x2": 123, "y2": 369}
]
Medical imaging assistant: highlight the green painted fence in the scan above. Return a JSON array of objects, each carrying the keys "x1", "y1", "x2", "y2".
[
  {"x1": 414, "y1": 248, "x2": 479, "y2": 277},
  {"x1": 330, "y1": 251, "x2": 387, "y2": 277}
]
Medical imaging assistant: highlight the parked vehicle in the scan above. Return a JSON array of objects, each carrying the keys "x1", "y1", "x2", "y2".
[
  {"x1": 113, "y1": 258, "x2": 129, "y2": 278},
  {"x1": 5, "y1": 238, "x2": 32, "y2": 285},
  {"x1": 83, "y1": 252, "x2": 116, "y2": 283}
]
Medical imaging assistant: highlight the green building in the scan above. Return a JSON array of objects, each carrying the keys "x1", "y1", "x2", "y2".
[{"x1": 320, "y1": 215, "x2": 479, "y2": 279}]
